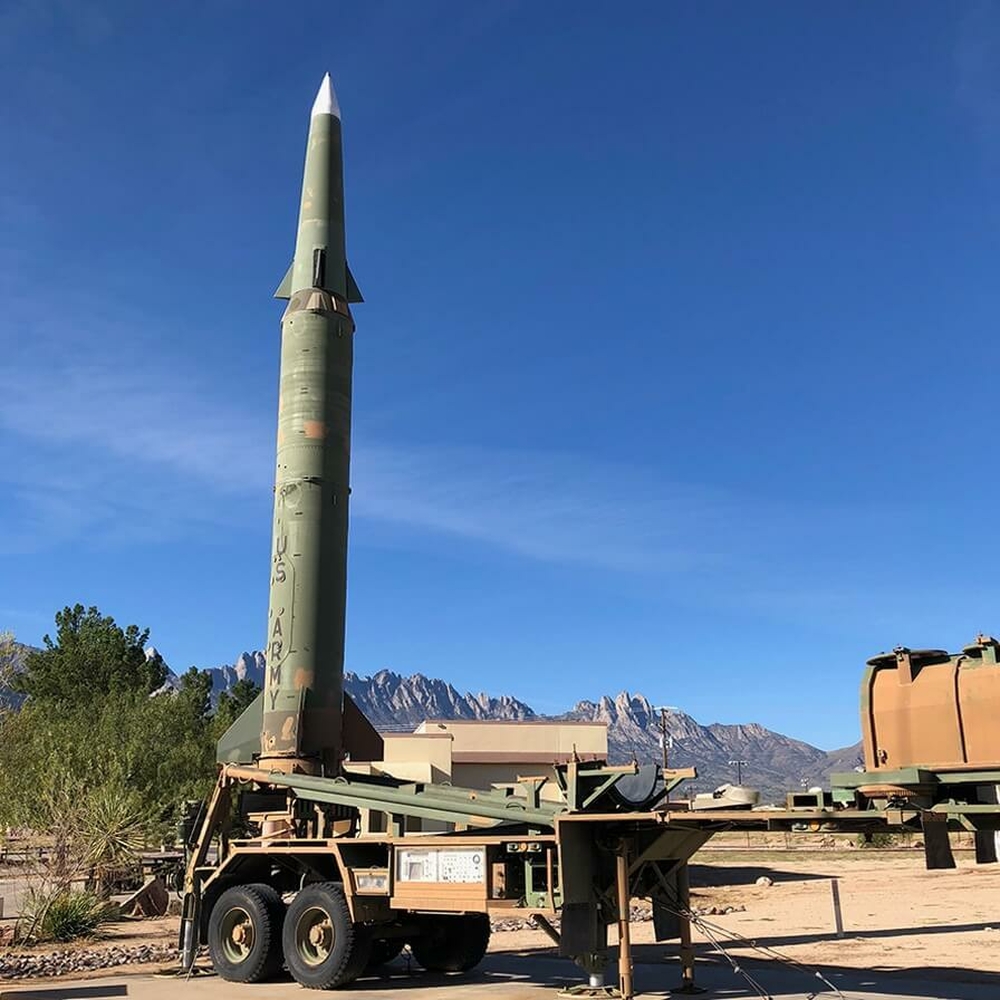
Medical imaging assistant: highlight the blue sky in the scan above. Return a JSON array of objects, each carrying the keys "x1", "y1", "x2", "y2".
[{"x1": 2, "y1": 1, "x2": 999, "y2": 749}]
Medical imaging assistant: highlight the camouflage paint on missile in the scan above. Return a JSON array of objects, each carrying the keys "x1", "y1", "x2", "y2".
[{"x1": 261, "y1": 74, "x2": 362, "y2": 773}]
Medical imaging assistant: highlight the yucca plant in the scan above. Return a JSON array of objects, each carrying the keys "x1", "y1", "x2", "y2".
[{"x1": 80, "y1": 784, "x2": 147, "y2": 896}]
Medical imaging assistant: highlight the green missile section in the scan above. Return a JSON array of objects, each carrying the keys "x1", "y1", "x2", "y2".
[
  {"x1": 259, "y1": 75, "x2": 359, "y2": 773},
  {"x1": 274, "y1": 76, "x2": 362, "y2": 304}
]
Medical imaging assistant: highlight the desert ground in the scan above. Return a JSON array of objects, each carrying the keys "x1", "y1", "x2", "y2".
[{"x1": 1, "y1": 841, "x2": 998, "y2": 997}]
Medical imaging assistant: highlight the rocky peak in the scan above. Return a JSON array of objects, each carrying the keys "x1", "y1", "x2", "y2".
[
  {"x1": 234, "y1": 651, "x2": 265, "y2": 682},
  {"x1": 343, "y1": 668, "x2": 536, "y2": 730}
]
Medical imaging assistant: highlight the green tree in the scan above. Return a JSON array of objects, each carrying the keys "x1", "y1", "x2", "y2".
[
  {"x1": 0, "y1": 687, "x2": 218, "y2": 838},
  {"x1": 0, "y1": 607, "x2": 219, "y2": 844},
  {"x1": 15, "y1": 605, "x2": 166, "y2": 705},
  {"x1": 0, "y1": 630, "x2": 19, "y2": 715},
  {"x1": 177, "y1": 666, "x2": 214, "y2": 719}
]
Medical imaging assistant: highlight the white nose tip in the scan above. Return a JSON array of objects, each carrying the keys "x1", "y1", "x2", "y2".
[{"x1": 311, "y1": 73, "x2": 341, "y2": 119}]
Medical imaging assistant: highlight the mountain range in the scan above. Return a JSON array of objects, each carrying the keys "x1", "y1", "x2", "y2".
[
  {"x1": 195, "y1": 652, "x2": 862, "y2": 802},
  {"x1": 3, "y1": 642, "x2": 861, "y2": 802}
]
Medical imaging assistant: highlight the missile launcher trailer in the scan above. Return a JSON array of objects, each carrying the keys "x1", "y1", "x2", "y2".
[
  {"x1": 180, "y1": 743, "x2": 990, "y2": 994},
  {"x1": 180, "y1": 757, "x2": 709, "y2": 993},
  {"x1": 178, "y1": 75, "x2": 1000, "y2": 996}
]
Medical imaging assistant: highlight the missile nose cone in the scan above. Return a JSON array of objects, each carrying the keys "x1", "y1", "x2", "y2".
[{"x1": 311, "y1": 72, "x2": 341, "y2": 119}]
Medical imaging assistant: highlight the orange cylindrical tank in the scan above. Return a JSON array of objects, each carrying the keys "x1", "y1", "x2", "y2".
[{"x1": 861, "y1": 636, "x2": 1000, "y2": 772}]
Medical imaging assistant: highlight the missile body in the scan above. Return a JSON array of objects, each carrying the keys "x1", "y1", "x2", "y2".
[{"x1": 260, "y1": 75, "x2": 362, "y2": 773}]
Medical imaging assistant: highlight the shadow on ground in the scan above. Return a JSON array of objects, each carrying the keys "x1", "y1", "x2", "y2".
[
  {"x1": 706, "y1": 921, "x2": 996, "y2": 948},
  {"x1": 344, "y1": 947, "x2": 1000, "y2": 998},
  {"x1": 0, "y1": 988, "x2": 128, "y2": 1000},
  {"x1": 689, "y1": 863, "x2": 829, "y2": 886},
  {"x1": 2, "y1": 945, "x2": 996, "y2": 999}
]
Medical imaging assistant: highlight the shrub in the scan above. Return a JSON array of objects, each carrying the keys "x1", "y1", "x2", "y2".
[
  {"x1": 860, "y1": 832, "x2": 897, "y2": 849},
  {"x1": 18, "y1": 889, "x2": 116, "y2": 943}
]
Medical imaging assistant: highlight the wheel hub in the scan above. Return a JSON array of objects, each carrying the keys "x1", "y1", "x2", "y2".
[
  {"x1": 309, "y1": 922, "x2": 331, "y2": 947},
  {"x1": 220, "y1": 907, "x2": 255, "y2": 963},
  {"x1": 296, "y1": 906, "x2": 335, "y2": 966}
]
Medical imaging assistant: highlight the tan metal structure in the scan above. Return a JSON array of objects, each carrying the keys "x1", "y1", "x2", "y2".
[{"x1": 862, "y1": 635, "x2": 1000, "y2": 772}]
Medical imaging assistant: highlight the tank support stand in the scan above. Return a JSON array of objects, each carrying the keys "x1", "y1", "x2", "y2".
[
  {"x1": 671, "y1": 862, "x2": 705, "y2": 995},
  {"x1": 558, "y1": 844, "x2": 635, "y2": 999},
  {"x1": 616, "y1": 847, "x2": 634, "y2": 999}
]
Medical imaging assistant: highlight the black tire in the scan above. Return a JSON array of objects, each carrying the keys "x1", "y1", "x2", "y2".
[
  {"x1": 207, "y1": 883, "x2": 285, "y2": 983},
  {"x1": 366, "y1": 937, "x2": 405, "y2": 969},
  {"x1": 282, "y1": 882, "x2": 372, "y2": 989},
  {"x1": 410, "y1": 913, "x2": 491, "y2": 973}
]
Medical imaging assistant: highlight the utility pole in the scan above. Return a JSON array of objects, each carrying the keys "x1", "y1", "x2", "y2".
[
  {"x1": 655, "y1": 706, "x2": 679, "y2": 803},
  {"x1": 728, "y1": 758, "x2": 748, "y2": 785}
]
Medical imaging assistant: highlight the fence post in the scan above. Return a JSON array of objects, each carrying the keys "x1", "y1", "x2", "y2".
[{"x1": 830, "y1": 878, "x2": 844, "y2": 938}]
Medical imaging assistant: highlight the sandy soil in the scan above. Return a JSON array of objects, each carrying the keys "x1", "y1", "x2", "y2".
[
  {"x1": 496, "y1": 848, "x2": 1000, "y2": 983},
  {"x1": 694, "y1": 849, "x2": 998, "y2": 975},
  {"x1": 2, "y1": 847, "x2": 997, "y2": 984}
]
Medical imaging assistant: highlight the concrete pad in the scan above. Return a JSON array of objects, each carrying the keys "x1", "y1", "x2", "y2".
[{"x1": 2, "y1": 951, "x2": 998, "y2": 1000}]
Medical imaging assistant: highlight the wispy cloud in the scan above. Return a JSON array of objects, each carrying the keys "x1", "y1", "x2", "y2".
[
  {"x1": 0, "y1": 291, "x2": 736, "y2": 568},
  {"x1": 352, "y1": 443, "x2": 729, "y2": 572},
  {"x1": 0, "y1": 322, "x2": 907, "y2": 579},
  {"x1": 0, "y1": 280, "x2": 906, "y2": 578},
  {"x1": 0, "y1": 342, "x2": 729, "y2": 568},
  {"x1": 0, "y1": 445, "x2": 259, "y2": 555},
  {"x1": 0, "y1": 363, "x2": 271, "y2": 493},
  {"x1": 0, "y1": 288, "x2": 273, "y2": 549},
  {"x1": 0, "y1": 267, "x2": 738, "y2": 566}
]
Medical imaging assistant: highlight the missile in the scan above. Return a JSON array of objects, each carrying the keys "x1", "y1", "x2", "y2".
[{"x1": 260, "y1": 74, "x2": 362, "y2": 773}]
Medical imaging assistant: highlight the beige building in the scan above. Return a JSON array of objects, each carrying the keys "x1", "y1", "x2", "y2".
[
  {"x1": 346, "y1": 718, "x2": 608, "y2": 832},
  {"x1": 411, "y1": 719, "x2": 606, "y2": 799}
]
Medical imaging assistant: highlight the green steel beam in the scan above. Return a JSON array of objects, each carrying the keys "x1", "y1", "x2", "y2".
[{"x1": 233, "y1": 768, "x2": 561, "y2": 828}]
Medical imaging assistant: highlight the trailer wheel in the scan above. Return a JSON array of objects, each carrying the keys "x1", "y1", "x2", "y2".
[
  {"x1": 283, "y1": 882, "x2": 371, "y2": 989},
  {"x1": 411, "y1": 913, "x2": 491, "y2": 973},
  {"x1": 207, "y1": 883, "x2": 285, "y2": 982},
  {"x1": 366, "y1": 937, "x2": 404, "y2": 969}
]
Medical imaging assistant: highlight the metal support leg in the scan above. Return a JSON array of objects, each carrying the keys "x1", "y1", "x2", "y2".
[
  {"x1": 180, "y1": 903, "x2": 198, "y2": 972},
  {"x1": 671, "y1": 862, "x2": 705, "y2": 994},
  {"x1": 558, "y1": 842, "x2": 634, "y2": 999},
  {"x1": 157, "y1": 890, "x2": 213, "y2": 979},
  {"x1": 533, "y1": 913, "x2": 562, "y2": 946},
  {"x1": 559, "y1": 953, "x2": 618, "y2": 998},
  {"x1": 616, "y1": 849, "x2": 634, "y2": 1000}
]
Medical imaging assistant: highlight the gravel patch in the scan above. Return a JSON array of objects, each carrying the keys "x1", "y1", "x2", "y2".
[
  {"x1": 490, "y1": 902, "x2": 744, "y2": 935},
  {"x1": 0, "y1": 944, "x2": 179, "y2": 979}
]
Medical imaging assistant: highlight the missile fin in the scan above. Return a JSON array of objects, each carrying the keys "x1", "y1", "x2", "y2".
[
  {"x1": 346, "y1": 263, "x2": 363, "y2": 303},
  {"x1": 274, "y1": 262, "x2": 294, "y2": 300}
]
